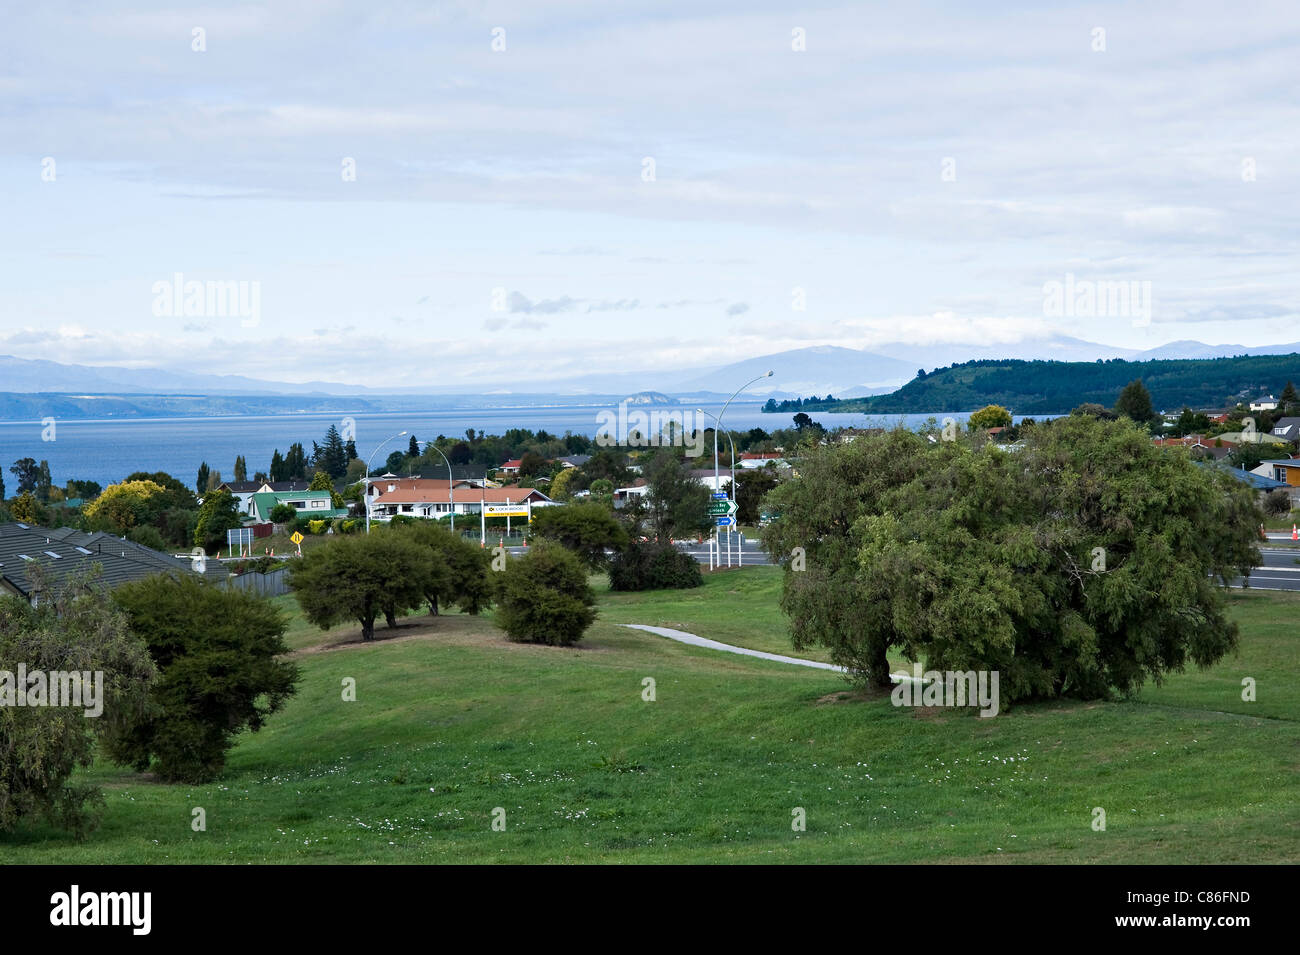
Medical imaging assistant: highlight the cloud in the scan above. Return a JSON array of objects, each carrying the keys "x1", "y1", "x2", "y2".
[
  {"x1": 508, "y1": 292, "x2": 579, "y2": 314},
  {"x1": 726, "y1": 302, "x2": 750, "y2": 316}
]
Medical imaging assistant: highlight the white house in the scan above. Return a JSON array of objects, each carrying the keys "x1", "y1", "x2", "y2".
[{"x1": 1249, "y1": 395, "x2": 1279, "y2": 412}]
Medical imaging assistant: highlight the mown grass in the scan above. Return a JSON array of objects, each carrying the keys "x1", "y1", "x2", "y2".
[{"x1": 1, "y1": 570, "x2": 1296, "y2": 863}]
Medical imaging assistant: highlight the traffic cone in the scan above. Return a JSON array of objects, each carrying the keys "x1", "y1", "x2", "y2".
[
  {"x1": 1293, "y1": 524, "x2": 1298, "y2": 541},
  {"x1": 1260, "y1": 524, "x2": 1268, "y2": 540},
  {"x1": 523, "y1": 537, "x2": 528, "y2": 547}
]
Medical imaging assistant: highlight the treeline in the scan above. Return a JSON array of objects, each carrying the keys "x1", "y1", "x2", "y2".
[{"x1": 770, "y1": 353, "x2": 1300, "y2": 414}]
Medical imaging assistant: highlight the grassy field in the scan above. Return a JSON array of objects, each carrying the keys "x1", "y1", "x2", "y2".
[{"x1": 1, "y1": 570, "x2": 1297, "y2": 863}]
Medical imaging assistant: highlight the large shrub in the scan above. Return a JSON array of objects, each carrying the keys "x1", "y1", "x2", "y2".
[
  {"x1": 608, "y1": 539, "x2": 703, "y2": 591},
  {"x1": 0, "y1": 569, "x2": 156, "y2": 835},
  {"x1": 107, "y1": 573, "x2": 298, "y2": 783},
  {"x1": 289, "y1": 533, "x2": 432, "y2": 639},
  {"x1": 762, "y1": 416, "x2": 1261, "y2": 701},
  {"x1": 528, "y1": 502, "x2": 627, "y2": 571},
  {"x1": 493, "y1": 542, "x2": 597, "y2": 645}
]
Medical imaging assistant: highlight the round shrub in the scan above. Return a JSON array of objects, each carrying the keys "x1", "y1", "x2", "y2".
[{"x1": 493, "y1": 541, "x2": 597, "y2": 645}]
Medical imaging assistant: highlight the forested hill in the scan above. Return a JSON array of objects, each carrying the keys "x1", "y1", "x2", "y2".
[{"x1": 830, "y1": 353, "x2": 1300, "y2": 415}]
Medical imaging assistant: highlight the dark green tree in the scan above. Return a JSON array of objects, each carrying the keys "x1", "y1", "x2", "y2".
[
  {"x1": 289, "y1": 533, "x2": 432, "y2": 640},
  {"x1": 9, "y1": 458, "x2": 39, "y2": 495},
  {"x1": 1113, "y1": 379, "x2": 1158, "y2": 427},
  {"x1": 493, "y1": 541, "x2": 597, "y2": 645},
  {"x1": 529, "y1": 502, "x2": 628, "y2": 570},
  {"x1": 107, "y1": 574, "x2": 298, "y2": 783},
  {"x1": 193, "y1": 488, "x2": 242, "y2": 554},
  {"x1": 195, "y1": 462, "x2": 210, "y2": 495}
]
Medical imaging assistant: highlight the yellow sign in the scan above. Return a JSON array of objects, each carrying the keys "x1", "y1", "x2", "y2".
[
  {"x1": 290, "y1": 531, "x2": 305, "y2": 545},
  {"x1": 483, "y1": 504, "x2": 530, "y2": 518}
]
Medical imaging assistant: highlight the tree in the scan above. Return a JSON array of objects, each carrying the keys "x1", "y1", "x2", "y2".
[
  {"x1": 34, "y1": 461, "x2": 52, "y2": 502},
  {"x1": 493, "y1": 541, "x2": 597, "y2": 645},
  {"x1": 1279, "y1": 380, "x2": 1298, "y2": 413},
  {"x1": 83, "y1": 479, "x2": 168, "y2": 533},
  {"x1": 408, "y1": 434, "x2": 420, "y2": 459},
  {"x1": 269, "y1": 503, "x2": 297, "y2": 524},
  {"x1": 734, "y1": 468, "x2": 779, "y2": 525},
  {"x1": 196, "y1": 462, "x2": 210, "y2": 495},
  {"x1": 107, "y1": 574, "x2": 297, "y2": 782},
  {"x1": 589, "y1": 478, "x2": 614, "y2": 507},
  {"x1": 0, "y1": 470, "x2": 5, "y2": 500},
  {"x1": 289, "y1": 534, "x2": 432, "y2": 640},
  {"x1": 314, "y1": 426, "x2": 348, "y2": 479},
  {"x1": 284, "y1": 443, "x2": 308, "y2": 481},
  {"x1": 193, "y1": 488, "x2": 242, "y2": 554},
  {"x1": 1228, "y1": 442, "x2": 1271, "y2": 471},
  {"x1": 9, "y1": 458, "x2": 39, "y2": 495},
  {"x1": 309, "y1": 470, "x2": 334, "y2": 493},
  {"x1": 1114, "y1": 379, "x2": 1157, "y2": 427},
  {"x1": 549, "y1": 467, "x2": 576, "y2": 502},
  {"x1": 233, "y1": 455, "x2": 247, "y2": 482},
  {"x1": 518, "y1": 451, "x2": 547, "y2": 479},
  {"x1": 10, "y1": 491, "x2": 45, "y2": 524},
  {"x1": 529, "y1": 502, "x2": 628, "y2": 570},
  {"x1": 270, "y1": 450, "x2": 287, "y2": 482},
  {"x1": 0, "y1": 569, "x2": 156, "y2": 834},
  {"x1": 64, "y1": 479, "x2": 102, "y2": 501},
  {"x1": 608, "y1": 538, "x2": 702, "y2": 591},
  {"x1": 967, "y1": 404, "x2": 1013, "y2": 431},
  {"x1": 764, "y1": 418, "x2": 1260, "y2": 701},
  {"x1": 389, "y1": 521, "x2": 492, "y2": 615},
  {"x1": 642, "y1": 450, "x2": 710, "y2": 541},
  {"x1": 448, "y1": 441, "x2": 472, "y2": 465}
]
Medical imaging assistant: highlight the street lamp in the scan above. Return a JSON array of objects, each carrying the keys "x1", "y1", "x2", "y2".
[
  {"x1": 709, "y1": 370, "x2": 773, "y2": 568},
  {"x1": 363, "y1": 430, "x2": 407, "y2": 534},
  {"x1": 419, "y1": 440, "x2": 456, "y2": 534},
  {"x1": 696, "y1": 408, "x2": 736, "y2": 505}
]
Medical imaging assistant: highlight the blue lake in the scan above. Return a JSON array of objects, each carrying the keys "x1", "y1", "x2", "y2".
[{"x1": 0, "y1": 404, "x2": 1035, "y2": 489}]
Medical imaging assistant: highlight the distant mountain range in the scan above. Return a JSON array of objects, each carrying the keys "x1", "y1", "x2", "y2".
[{"x1": 1, "y1": 338, "x2": 1298, "y2": 419}]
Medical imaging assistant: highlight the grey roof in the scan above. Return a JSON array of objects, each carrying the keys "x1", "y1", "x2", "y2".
[
  {"x1": 1270, "y1": 417, "x2": 1300, "y2": 439},
  {"x1": 0, "y1": 523, "x2": 226, "y2": 598},
  {"x1": 558, "y1": 455, "x2": 592, "y2": 466}
]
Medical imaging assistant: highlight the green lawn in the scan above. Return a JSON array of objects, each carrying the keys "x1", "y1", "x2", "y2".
[{"x1": 2, "y1": 571, "x2": 1297, "y2": 863}]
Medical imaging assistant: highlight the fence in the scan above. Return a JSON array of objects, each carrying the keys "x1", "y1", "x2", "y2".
[{"x1": 224, "y1": 566, "x2": 291, "y2": 598}]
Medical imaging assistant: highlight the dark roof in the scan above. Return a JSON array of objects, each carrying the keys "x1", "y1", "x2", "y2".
[
  {"x1": 1270, "y1": 417, "x2": 1300, "y2": 439},
  {"x1": 0, "y1": 523, "x2": 226, "y2": 598},
  {"x1": 219, "y1": 480, "x2": 264, "y2": 493}
]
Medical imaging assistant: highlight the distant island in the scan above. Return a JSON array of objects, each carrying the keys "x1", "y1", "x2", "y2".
[{"x1": 763, "y1": 353, "x2": 1300, "y2": 415}]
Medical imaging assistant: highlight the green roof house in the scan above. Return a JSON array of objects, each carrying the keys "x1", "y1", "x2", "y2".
[{"x1": 248, "y1": 489, "x2": 349, "y2": 522}]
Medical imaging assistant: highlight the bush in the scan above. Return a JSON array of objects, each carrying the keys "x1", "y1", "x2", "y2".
[
  {"x1": 269, "y1": 503, "x2": 297, "y2": 523},
  {"x1": 493, "y1": 541, "x2": 597, "y2": 645},
  {"x1": 126, "y1": 524, "x2": 169, "y2": 553},
  {"x1": 107, "y1": 574, "x2": 298, "y2": 783},
  {"x1": 528, "y1": 502, "x2": 627, "y2": 570},
  {"x1": 1263, "y1": 488, "x2": 1293, "y2": 517},
  {"x1": 0, "y1": 569, "x2": 156, "y2": 835},
  {"x1": 308, "y1": 519, "x2": 327, "y2": 535},
  {"x1": 608, "y1": 539, "x2": 703, "y2": 591}
]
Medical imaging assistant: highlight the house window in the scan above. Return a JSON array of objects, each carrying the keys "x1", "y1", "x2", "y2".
[
  {"x1": 311, "y1": 500, "x2": 326, "y2": 508},
  {"x1": 1276, "y1": 468, "x2": 1287, "y2": 483}
]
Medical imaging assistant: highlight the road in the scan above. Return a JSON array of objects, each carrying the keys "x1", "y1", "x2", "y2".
[{"x1": 509, "y1": 540, "x2": 1300, "y2": 588}]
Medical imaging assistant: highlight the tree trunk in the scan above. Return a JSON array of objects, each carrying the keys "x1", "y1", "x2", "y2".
[
  {"x1": 428, "y1": 593, "x2": 440, "y2": 616},
  {"x1": 361, "y1": 615, "x2": 374, "y2": 641},
  {"x1": 384, "y1": 608, "x2": 398, "y2": 628}
]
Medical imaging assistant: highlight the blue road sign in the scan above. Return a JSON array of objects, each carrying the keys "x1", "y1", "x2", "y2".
[
  {"x1": 715, "y1": 516, "x2": 736, "y2": 527},
  {"x1": 711, "y1": 492, "x2": 728, "y2": 499}
]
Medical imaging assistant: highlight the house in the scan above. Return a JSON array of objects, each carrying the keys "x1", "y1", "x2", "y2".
[
  {"x1": 1270, "y1": 417, "x2": 1300, "y2": 442},
  {"x1": 367, "y1": 484, "x2": 553, "y2": 522},
  {"x1": 557, "y1": 455, "x2": 591, "y2": 469},
  {"x1": 837, "y1": 428, "x2": 885, "y2": 443},
  {"x1": 363, "y1": 476, "x2": 485, "y2": 506},
  {"x1": 1249, "y1": 395, "x2": 1279, "y2": 412},
  {"x1": 1250, "y1": 459, "x2": 1300, "y2": 490},
  {"x1": 687, "y1": 469, "x2": 733, "y2": 493},
  {"x1": 220, "y1": 479, "x2": 326, "y2": 514},
  {"x1": 498, "y1": 459, "x2": 523, "y2": 474},
  {"x1": 1199, "y1": 463, "x2": 1291, "y2": 497},
  {"x1": 247, "y1": 489, "x2": 349, "y2": 523},
  {"x1": 0, "y1": 522, "x2": 226, "y2": 603},
  {"x1": 738, "y1": 451, "x2": 787, "y2": 468}
]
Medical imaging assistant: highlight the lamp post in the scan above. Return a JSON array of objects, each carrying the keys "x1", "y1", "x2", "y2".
[
  {"x1": 709, "y1": 370, "x2": 773, "y2": 568},
  {"x1": 419, "y1": 440, "x2": 456, "y2": 534},
  {"x1": 363, "y1": 430, "x2": 407, "y2": 534},
  {"x1": 698, "y1": 408, "x2": 738, "y2": 568}
]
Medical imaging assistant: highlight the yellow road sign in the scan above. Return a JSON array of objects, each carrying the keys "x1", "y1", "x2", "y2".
[{"x1": 290, "y1": 531, "x2": 304, "y2": 545}]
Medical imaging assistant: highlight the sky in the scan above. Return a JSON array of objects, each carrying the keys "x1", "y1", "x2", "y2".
[{"x1": 2, "y1": 0, "x2": 1299, "y2": 389}]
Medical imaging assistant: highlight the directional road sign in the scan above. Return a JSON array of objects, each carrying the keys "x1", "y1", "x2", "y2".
[
  {"x1": 715, "y1": 516, "x2": 736, "y2": 527},
  {"x1": 708, "y1": 499, "x2": 738, "y2": 517},
  {"x1": 711, "y1": 492, "x2": 728, "y2": 500}
]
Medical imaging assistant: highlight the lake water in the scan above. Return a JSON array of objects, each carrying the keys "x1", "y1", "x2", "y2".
[{"x1": 0, "y1": 404, "x2": 1031, "y2": 489}]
